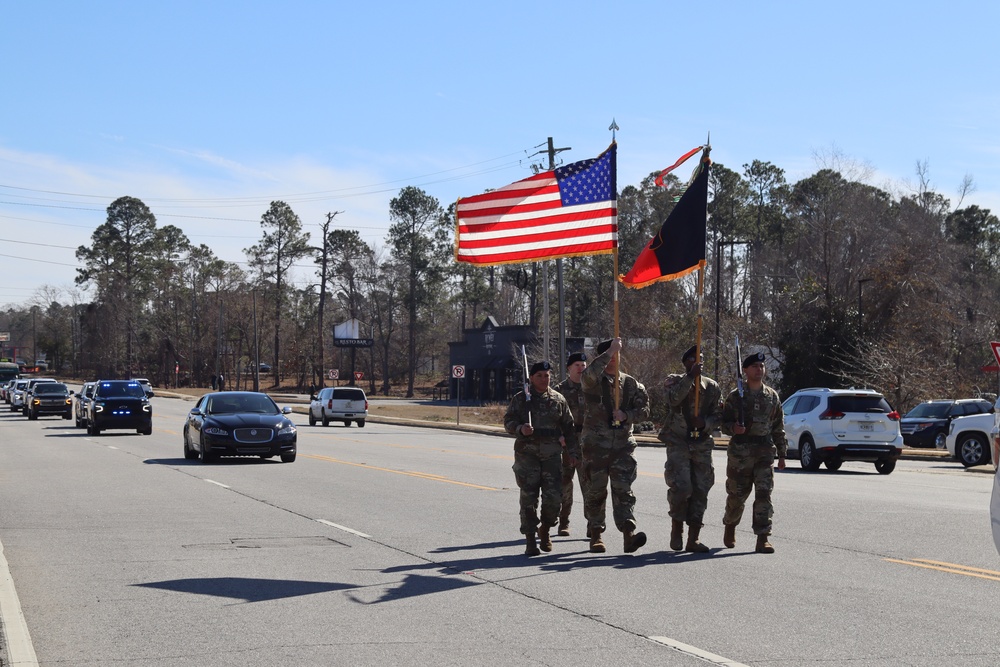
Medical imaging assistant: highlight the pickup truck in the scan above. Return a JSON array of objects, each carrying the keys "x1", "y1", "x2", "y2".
[{"x1": 942, "y1": 398, "x2": 1000, "y2": 467}]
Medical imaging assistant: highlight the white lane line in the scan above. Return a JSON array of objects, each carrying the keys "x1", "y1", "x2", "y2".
[
  {"x1": 0, "y1": 539, "x2": 40, "y2": 666},
  {"x1": 204, "y1": 479, "x2": 230, "y2": 489},
  {"x1": 106, "y1": 446, "x2": 118, "y2": 450},
  {"x1": 316, "y1": 519, "x2": 371, "y2": 538},
  {"x1": 647, "y1": 636, "x2": 749, "y2": 667}
]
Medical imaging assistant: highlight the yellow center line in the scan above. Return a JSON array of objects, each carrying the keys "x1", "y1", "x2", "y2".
[
  {"x1": 884, "y1": 558, "x2": 1000, "y2": 583},
  {"x1": 303, "y1": 453, "x2": 500, "y2": 491}
]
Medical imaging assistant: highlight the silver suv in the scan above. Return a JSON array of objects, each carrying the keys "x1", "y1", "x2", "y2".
[
  {"x1": 782, "y1": 388, "x2": 904, "y2": 474},
  {"x1": 309, "y1": 386, "x2": 368, "y2": 427}
]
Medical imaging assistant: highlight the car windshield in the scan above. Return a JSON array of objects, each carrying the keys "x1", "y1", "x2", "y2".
[
  {"x1": 207, "y1": 394, "x2": 278, "y2": 415},
  {"x1": 34, "y1": 383, "x2": 68, "y2": 395},
  {"x1": 904, "y1": 403, "x2": 951, "y2": 418},
  {"x1": 829, "y1": 395, "x2": 892, "y2": 413},
  {"x1": 95, "y1": 381, "x2": 147, "y2": 398}
]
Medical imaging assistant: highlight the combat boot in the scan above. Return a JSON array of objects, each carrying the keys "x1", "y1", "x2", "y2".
[
  {"x1": 685, "y1": 524, "x2": 710, "y2": 553},
  {"x1": 723, "y1": 524, "x2": 736, "y2": 549},
  {"x1": 755, "y1": 534, "x2": 774, "y2": 554},
  {"x1": 525, "y1": 531, "x2": 540, "y2": 556},
  {"x1": 670, "y1": 519, "x2": 684, "y2": 551},
  {"x1": 589, "y1": 529, "x2": 606, "y2": 553},
  {"x1": 558, "y1": 517, "x2": 570, "y2": 537},
  {"x1": 623, "y1": 529, "x2": 647, "y2": 553},
  {"x1": 538, "y1": 523, "x2": 553, "y2": 552}
]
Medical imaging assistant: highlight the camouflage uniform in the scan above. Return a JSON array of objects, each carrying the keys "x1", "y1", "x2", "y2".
[
  {"x1": 580, "y1": 351, "x2": 650, "y2": 534},
  {"x1": 553, "y1": 376, "x2": 587, "y2": 528},
  {"x1": 658, "y1": 373, "x2": 722, "y2": 527},
  {"x1": 720, "y1": 384, "x2": 786, "y2": 535},
  {"x1": 504, "y1": 386, "x2": 580, "y2": 535}
]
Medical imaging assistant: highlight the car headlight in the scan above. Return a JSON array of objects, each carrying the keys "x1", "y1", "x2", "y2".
[
  {"x1": 277, "y1": 422, "x2": 296, "y2": 435},
  {"x1": 204, "y1": 426, "x2": 229, "y2": 436}
]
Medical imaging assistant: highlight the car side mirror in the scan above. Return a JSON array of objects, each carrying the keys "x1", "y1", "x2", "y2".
[
  {"x1": 69, "y1": 390, "x2": 75, "y2": 395},
  {"x1": 282, "y1": 406, "x2": 292, "y2": 414},
  {"x1": 189, "y1": 408, "x2": 202, "y2": 416},
  {"x1": 147, "y1": 391, "x2": 155, "y2": 397},
  {"x1": 309, "y1": 394, "x2": 316, "y2": 401}
]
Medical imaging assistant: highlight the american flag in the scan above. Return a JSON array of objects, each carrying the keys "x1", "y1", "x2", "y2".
[{"x1": 455, "y1": 143, "x2": 617, "y2": 265}]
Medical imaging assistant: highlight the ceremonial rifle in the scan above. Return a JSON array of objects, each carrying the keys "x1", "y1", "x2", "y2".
[
  {"x1": 735, "y1": 334, "x2": 745, "y2": 426},
  {"x1": 521, "y1": 345, "x2": 532, "y2": 427}
]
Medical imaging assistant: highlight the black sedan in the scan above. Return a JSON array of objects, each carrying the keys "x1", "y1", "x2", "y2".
[{"x1": 183, "y1": 391, "x2": 297, "y2": 463}]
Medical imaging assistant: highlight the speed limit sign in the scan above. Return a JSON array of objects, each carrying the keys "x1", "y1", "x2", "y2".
[{"x1": 452, "y1": 365, "x2": 465, "y2": 378}]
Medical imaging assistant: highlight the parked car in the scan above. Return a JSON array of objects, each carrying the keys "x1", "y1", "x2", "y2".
[
  {"x1": 941, "y1": 398, "x2": 1000, "y2": 467},
  {"x1": 131, "y1": 377, "x2": 154, "y2": 397},
  {"x1": 21, "y1": 378, "x2": 57, "y2": 416},
  {"x1": 74, "y1": 381, "x2": 96, "y2": 428},
  {"x1": 27, "y1": 382, "x2": 73, "y2": 420},
  {"x1": 86, "y1": 380, "x2": 153, "y2": 436},
  {"x1": 309, "y1": 386, "x2": 368, "y2": 427},
  {"x1": 899, "y1": 398, "x2": 993, "y2": 449},
  {"x1": 782, "y1": 387, "x2": 904, "y2": 474},
  {"x1": 9, "y1": 379, "x2": 29, "y2": 411},
  {"x1": 183, "y1": 391, "x2": 296, "y2": 463}
]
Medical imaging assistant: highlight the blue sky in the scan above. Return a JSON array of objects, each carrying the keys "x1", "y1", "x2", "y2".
[{"x1": 2, "y1": 1, "x2": 998, "y2": 308}]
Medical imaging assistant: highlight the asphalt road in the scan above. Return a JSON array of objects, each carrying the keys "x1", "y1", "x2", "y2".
[{"x1": 1, "y1": 395, "x2": 998, "y2": 666}]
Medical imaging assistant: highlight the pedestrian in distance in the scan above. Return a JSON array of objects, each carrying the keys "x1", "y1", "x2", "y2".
[
  {"x1": 210, "y1": 374, "x2": 217, "y2": 391},
  {"x1": 504, "y1": 360, "x2": 580, "y2": 556},
  {"x1": 720, "y1": 352, "x2": 786, "y2": 553},
  {"x1": 217, "y1": 373, "x2": 225, "y2": 391},
  {"x1": 580, "y1": 337, "x2": 650, "y2": 554},
  {"x1": 552, "y1": 352, "x2": 588, "y2": 537},
  {"x1": 658, "y1": 345, "x2": 722, "y2": 552}
]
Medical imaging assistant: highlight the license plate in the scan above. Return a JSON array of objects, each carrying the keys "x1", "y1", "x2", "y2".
[{"x1": 859, "y1": 422, "x2": 874, "y2": 432}]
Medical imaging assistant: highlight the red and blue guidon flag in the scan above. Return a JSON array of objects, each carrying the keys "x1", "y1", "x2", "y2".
[{"x1": 455, "y1": 143, "x2": 617, "y2": 265}]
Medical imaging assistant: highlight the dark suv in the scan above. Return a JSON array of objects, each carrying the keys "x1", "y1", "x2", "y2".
[
  {"x1": 900, "y1": 399, "x2": 993, "y2": 449},
  {"x1": 27, "y1": 382, "x2": 73, "y2": 420},
  {"x1": 86, "y1": 380, "x2": 153, "y2": 436}
]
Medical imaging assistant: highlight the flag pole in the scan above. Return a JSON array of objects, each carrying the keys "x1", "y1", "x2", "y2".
[
  {"x1": 610, "y1": 120, "x2": 622, "y2": 422},
  {"x1": 690, "y1": 140, "x2": 711, "y2": 439}
]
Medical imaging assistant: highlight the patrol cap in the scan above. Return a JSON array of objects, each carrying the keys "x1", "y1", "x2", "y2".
[
  {"x1": 566, "y1": 352, "x2": 587, "y2": 366},
  {"x1": 530, "y1": 361, "x2": 552, "y2": 375},
  {"x1": 682, "y1": 345, "x2": 698, "y2": 363},
  {"x1": 742, "y1": 352, "x2": 766, "y2": 368},
  {"x1": 596, "y1": 339, "x2": 613, "y2": 355}
]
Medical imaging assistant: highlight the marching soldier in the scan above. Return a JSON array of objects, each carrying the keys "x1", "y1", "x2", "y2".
[
  {"x1": 553, "y1": 352, "x2": 588, "y2": 537},
  {"x1": 580, "y1": 337, "x2": 650, "y2": 554},
  {"x1": 504, "y1": 361, "x2": 580, "y2": 556},
  {"x1": 658, "y1": 345, "x2": 722, "y2": 552},
  {"x1": 720, "y1": 352, "x2": 786, "y2": 554}
]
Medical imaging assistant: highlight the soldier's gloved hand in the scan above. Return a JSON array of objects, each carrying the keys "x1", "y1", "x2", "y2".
[
  {"x1": 732, "y1": 423, "x2": 747, "y2": 435},
  {"x1": 686, "y1": 362, "x2": 702, "y2": 378},
  {"x1": 613, "y1": 408, "x2": 627, "y2": 423},
  {"x1": 691, "y1": 416, "x2": 706, "y2": 429},
  {"x1": 520, "y1": 423, "x2": 534, "y2": 436}
]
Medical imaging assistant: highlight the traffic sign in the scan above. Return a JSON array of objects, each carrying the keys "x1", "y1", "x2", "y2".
[
  {"x1": 452, "y1": 365, "x2": 465, "y2": 378},
  {"x1": 354, "y1": 371, "x2": 364, "y2": 381},
  {"x1": 991, "y1": 342, "x2": 1000, "y2": 368},
  {"x1": 329, "y1": 369, "x2": 339, "y2": 380}
]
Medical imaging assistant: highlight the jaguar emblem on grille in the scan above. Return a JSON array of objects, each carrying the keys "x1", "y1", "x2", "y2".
[{"x1": 251, "y1": 429, "x2": 258, "y2": 436}]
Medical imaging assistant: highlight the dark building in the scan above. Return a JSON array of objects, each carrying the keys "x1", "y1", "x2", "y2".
[{"x1": 448, "y1": 317, "x2": 584, "y2": 403}]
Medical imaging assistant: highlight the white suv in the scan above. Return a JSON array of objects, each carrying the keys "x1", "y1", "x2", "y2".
[
  {"x1": 309, "y1": 386, "x2": 368, "y2": 427},
  {"x1": 782, "y1": 388, "x2": 904, "y2": 474}
]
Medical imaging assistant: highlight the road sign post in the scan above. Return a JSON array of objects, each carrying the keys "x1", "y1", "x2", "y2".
[
  {"x1": 991, "y1": 342, "x2": 1000, "y2": 395},
  {"x1": 452, "y1": 365, "x2": 465, "y2": 425}
]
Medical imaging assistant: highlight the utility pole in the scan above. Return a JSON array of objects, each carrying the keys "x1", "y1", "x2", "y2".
[{"x1": 531, "y1": 137, "x2": 571, "y2": 375}]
